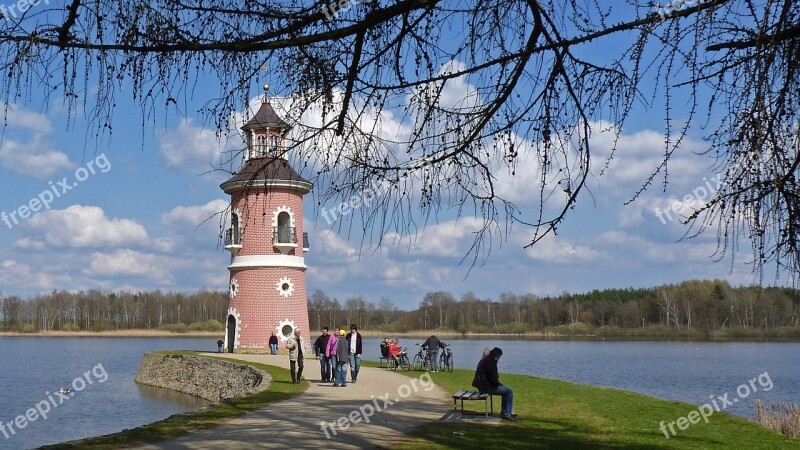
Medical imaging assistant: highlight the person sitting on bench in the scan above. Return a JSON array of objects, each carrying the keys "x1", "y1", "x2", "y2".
[{"x1": 471, "y1": 347, "x2": 517, "y2": 421}]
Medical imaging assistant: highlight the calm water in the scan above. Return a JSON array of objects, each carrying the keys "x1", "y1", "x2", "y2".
[
  {"x1": 0, "y1": 337, "x2": 213, "y2": 450},
  {"x1": 362, "y1": 338, "x2": 800, "y2": 420},
  {"x1": 1, "y1": 337, "x2": 798, "y2": 449}
]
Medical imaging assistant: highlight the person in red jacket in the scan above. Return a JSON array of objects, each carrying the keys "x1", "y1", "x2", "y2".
[{"x1": 472, "y1": 347, "x2": 517, "y2": 421}]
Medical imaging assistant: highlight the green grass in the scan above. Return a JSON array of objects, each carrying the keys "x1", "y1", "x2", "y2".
[
  {"x1": 44, "y1": 351, "x2": 307, "y2": 449},
  {"x1": 360, "y1": 361, "x2": 800, "y2": 449}
]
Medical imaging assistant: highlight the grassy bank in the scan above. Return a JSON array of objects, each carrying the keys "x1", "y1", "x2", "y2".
[
  {"x1": 360, "y1": 361, "x2": 800, "y2": 449},
  {"x1": 44, "y1": 352, "x2": 306, "y2": 449}
]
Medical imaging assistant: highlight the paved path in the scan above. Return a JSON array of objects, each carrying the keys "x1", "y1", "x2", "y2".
[{"x1": 137, "y1": 353, "x2": 451, "y2": 449}]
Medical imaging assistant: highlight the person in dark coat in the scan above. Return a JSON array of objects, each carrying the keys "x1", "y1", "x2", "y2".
[
  {"x1": 423, "y1": 335, "x2": 442, "y2": 372},
  {"x1": 334, "y1": 329, "x2": 351, "y2": 387},
  {"x1": 269, "y1": 332, "x2": 279, "y2": 355},
  {"x1": 472, "y1": 347, "x2": 516, "y2": 421},
  {"x1": 346, "y1": 324, "x2": 363, "y2": 382},
  {"x1": 313, "y1": 327, "x2": 332, "y2": 382}
]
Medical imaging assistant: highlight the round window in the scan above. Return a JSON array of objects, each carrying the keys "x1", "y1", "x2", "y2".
[
  {"x1": 276, "y1": 277, "x2": 294, "y2": 297},
  {"x1": 281, "y1": 324, "x2": 294, "y2": 338}
]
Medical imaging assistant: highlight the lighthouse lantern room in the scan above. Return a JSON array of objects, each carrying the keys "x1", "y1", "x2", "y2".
[{"x1": 220, "y1": 89, "x2": 312, "y2": 352}]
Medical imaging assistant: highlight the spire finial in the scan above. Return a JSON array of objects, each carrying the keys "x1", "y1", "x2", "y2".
[{"x1": 261, "y1": 65, "x2": 270, "y2": 103}]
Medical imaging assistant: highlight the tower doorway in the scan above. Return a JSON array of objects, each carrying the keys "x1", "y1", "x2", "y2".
[{"x1": 226, "y1": 315, "x2": 236, "y2": 353}]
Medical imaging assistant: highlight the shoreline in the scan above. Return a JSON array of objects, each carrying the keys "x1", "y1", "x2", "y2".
[
  {"x1": 1, "y1": 328, "x2": 798, "y2": 341},
  {"x1": 0, "y1": 330, "x2": 222, "y2": 338}
]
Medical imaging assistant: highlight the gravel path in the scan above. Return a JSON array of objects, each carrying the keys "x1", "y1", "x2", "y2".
[{"x1": 136, "y1": 353, "x2": 450, "y2": 449}]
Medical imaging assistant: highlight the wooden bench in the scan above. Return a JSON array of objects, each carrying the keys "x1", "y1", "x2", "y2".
[{"x1": 452, "y1": 389, "x2": 496, "y2": 418}]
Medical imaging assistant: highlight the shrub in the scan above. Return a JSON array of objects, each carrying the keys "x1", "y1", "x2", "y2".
[
  {"x1": 755, "y1": 400, "x2": 800, "y2": 438},
  {"x1": 188, "y1": 319, "x2": 225, "y2": 332},
  {"x1": 19, "y1": 323, "x2": 37, "y2": 334},
  {"x1": 61, "y1": 323, "x2": 81, "y2": 332},
  {"x1": 158, "y1": 323, "x2": 189, "y2": 333}
]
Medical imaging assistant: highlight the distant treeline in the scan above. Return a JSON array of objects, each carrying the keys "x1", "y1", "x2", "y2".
[
  {"x1": 307, "y1": 280, "x2": 800, "y2": 337},
  {"x1": 2, "y1": 280, "x2": 799, "y2": 337},
  {"x1": 0, "y1": 290, "x2": 227, "y2": 332}
]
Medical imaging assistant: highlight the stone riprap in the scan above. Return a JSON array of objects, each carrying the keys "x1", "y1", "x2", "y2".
[{"x1": 135, "y1": 352, "x2": 269, "y2": 402}]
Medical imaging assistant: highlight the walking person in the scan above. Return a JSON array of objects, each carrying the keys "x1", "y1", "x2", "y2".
[
  {"x1": 326, "y1": 327, "x2": 340, "y2": 386},
  {"x1": 334, "y1": 329, "x2": 351, "y2": 387},
  {"x1": 314, "y1": 327, "x2": 332, "y2": 382},
  {"x1": 217, "y1": 338, "x2": 224, "y2": 353},
  {"x1": 346, "y1": 324, "x2": 363, "y2": 383},
  {"x1": 423, "y1": 335, "x2": 442, "y2": 372},
  {"x1": 472, "y1": 347, "x2": 517, "y2": 421},
  {"x1": 269, "y1": 332, "x2": 278, "y2": 355},
  {"x1": 285, "y1": 329, "x2": 306, "y2": 384}
]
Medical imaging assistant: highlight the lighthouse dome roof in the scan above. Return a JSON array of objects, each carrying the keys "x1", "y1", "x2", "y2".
[
  {"x1": 241, "y1": 101, "x2": 291, "y2": 132},
  {"x1": 220, "y1": 157, "x2": 312, "y2": 194}
]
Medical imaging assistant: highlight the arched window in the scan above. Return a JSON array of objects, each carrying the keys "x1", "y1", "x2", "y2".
[
  {"x1": 256, "y1": 135, "x2": 266, "y2": 156},
  {"x1": 275, "y1": 211, "x2": 294, "y2": 243},
  {"x1": 269, "y1": 135, "x2": 278, "y2": 156},
  {"x1": 231, "y1": 212, "x2": 240, "y2": 245}
]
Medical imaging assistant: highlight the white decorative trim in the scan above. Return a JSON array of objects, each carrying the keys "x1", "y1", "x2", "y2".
[
  {"x1": 225, "y1": 308, "x2": 242, "y2": 350},
  {"x1": 229, "y1": 278, "x2": 239, "y2": 298},
  {"x1": 221, "y1": 179, "x2": 313, "y2": 194},
  {"x1": 272, "y1": 205, "x2": 294, "y2": 228},
  {"x1": 276, "y1": 319, "x2": 297, "y2": 342},
  {"x1": 228, "y1": 254, "x2": 307, "y2": 270},
  {"x1": 277, "y1": 277, "x2": 294, "y2": 297}
]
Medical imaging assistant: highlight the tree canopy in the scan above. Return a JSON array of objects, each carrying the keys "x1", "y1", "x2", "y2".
[{"x1": 1, "y1": 0, "x2": 798, "y2": 277}]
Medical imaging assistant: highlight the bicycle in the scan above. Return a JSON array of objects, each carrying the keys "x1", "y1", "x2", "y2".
[
  {"x1": 412, "y1": 343, "x2": 433, "y2": 371},
  {"x1": 387, "y1": 348, "x2": 410, "y2": 372},
  {"x1": 438, "y1": 343, "x2": 454, "y2": 372}
]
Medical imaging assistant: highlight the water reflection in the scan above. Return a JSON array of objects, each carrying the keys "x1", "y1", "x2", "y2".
[{"x1": 136, "y1": 383, "x2": 211, "y2": 409}]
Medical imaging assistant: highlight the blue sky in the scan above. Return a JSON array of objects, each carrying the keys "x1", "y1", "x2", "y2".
[{"x1": 0, "y1": 3, "x2": 789, "y2": 310}]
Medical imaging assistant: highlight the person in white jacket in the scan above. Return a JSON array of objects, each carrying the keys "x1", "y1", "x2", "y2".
[{"x1": 285, "y1": 329, "x2": 306, "y2": 384}]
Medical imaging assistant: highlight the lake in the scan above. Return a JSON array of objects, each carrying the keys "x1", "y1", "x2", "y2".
[
  {"x1": 1, "y1": 337, "x2": 798, "y2": 449},
  {"x1": 0, "y1": 337, "x2": 213, "y2": 450}
]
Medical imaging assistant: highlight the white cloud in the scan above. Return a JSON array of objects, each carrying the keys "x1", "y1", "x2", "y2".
[
  {"x1": 85, "y1": 249, "x2": 173, "y2": 284},
  {"x1": 159, "y1": 118, "x2": 226, "y2": 172},
  {"x1": 0, "y1": 134, "x2": 74, "y2": 179},
  {"x1": 314, "y1": 230, "x2": 359, "y2": 262},
  {"x1": 384, "y1": 217, "x2": 487, "y2": 257},
  {"x1": 524, "y1": 234, "x2": 603, "y2": 264},
  {"x1": 161, "y1": 199, "x2": 229, "y2": 230},
  {"x1": 0, "y1": 259, "x2": 73, "y2": 291},
  {"x1": 1, "y1": 103, "x2": 53, "y2": 133},
  {"x1": 16, "y1": 205, "x2": 148, "y2": 248}
]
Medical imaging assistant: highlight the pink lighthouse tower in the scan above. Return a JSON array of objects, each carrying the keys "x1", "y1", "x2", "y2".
[{"x1": 221, "y1": 87, "x2": 312, "y2": 352}]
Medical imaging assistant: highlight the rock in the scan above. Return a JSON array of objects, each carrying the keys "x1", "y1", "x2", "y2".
[{"x1": 135, "y1": 353, "x2": 268, "y2": 402}]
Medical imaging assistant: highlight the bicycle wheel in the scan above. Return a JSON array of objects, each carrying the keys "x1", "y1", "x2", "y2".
[
  {"x1": 388, "y1": 356, "x2": 397, "y2": 371},
  {"x1": 413, "y1": 354, "x2": 423, "y2": 371},
  {"x1": 400, "y1": 354, "x2": 410, "y2": 371},
  {"x1": 446, "y1": 354, "x2": 454, "y2": 372},
  {"x1": 424, "y1": 355, "x2": 433, "y2": 372}
]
